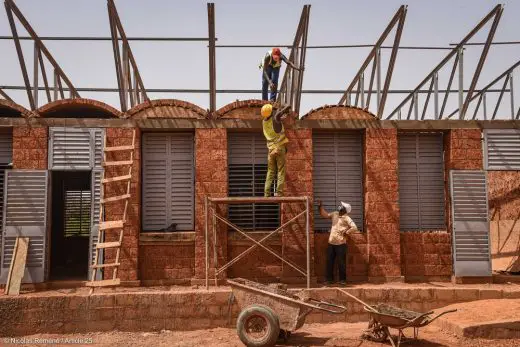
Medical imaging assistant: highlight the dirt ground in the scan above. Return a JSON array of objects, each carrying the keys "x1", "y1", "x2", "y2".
[{"x1": 9, "y1": 322, "x2": 520, "y2": 347}]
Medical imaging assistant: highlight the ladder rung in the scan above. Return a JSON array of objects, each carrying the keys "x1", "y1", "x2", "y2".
[
  {"x1": 99, "y1": 221, "x2": 124, "y2": 230},
  {"x1": 102, "y1": 174, "x2": 132, "y2": 183},
  {"x1": 103, "y1": 160, "x2": 133, "y2": 167},
  {"x1": 104, "y1": 145, "x2": 134, "y2": 152},
  {"x1": 85, "y1": 279, "x2": 121, "y2": 287},
  {"x1": 96, "y1": 241, "x2": 121, "y2": 249},
  {"x1": 92, "y1": 262, "x2": 120, "y2": 269},
  {"x1": 101, "y1": 194, "x2": 131, "y2": 203}
]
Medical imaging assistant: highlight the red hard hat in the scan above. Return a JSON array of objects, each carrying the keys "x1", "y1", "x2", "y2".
[{"x1": 272, "y1": 48, "x2": 281, "y2": 56}]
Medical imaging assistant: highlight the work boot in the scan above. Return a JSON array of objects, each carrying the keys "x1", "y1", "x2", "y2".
[{"x1": 338, "y1": 280, "x2": 347, "y2": 286}]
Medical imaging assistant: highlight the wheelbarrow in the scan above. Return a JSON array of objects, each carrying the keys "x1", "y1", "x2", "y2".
[
  {"x1": 228, "y1": 278, "x2": 346, "y2": 347},
  {"x1": 338, "y1": 289, "x2": 457, "y2": 347}
]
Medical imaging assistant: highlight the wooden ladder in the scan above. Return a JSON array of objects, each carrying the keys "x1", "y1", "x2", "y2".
[{"x1": 87, "y1": 130, "x2": 136, "y2": 290}]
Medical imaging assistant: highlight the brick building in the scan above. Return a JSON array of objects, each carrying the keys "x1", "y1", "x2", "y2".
[{"x1": 0, "y1": 97, "x2": 519, "y2": 287}]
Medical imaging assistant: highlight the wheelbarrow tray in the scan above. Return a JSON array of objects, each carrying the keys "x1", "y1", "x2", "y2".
[
  {"x1": 228, "y1": 278, "x2": 345, "y2": 332},
  {"x1": 365, "y1": 304, "x2": 427, "y2": 327}
]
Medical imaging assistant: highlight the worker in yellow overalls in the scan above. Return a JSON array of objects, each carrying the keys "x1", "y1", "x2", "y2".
[{"x1": 261, "y1": 104, "x2": 291, "y2": 197}]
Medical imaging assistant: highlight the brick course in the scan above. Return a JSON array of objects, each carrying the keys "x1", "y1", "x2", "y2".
[
  {"x1": 364, "y1": 128, "x2": 401, "y2": 280},
  {"x1": 13, "y1": 127, "x2": 48, "y2": 169}
]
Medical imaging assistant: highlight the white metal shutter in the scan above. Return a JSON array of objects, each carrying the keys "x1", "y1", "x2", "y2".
[
  {"x1": 484, "y1": 129, "x2": 520, "y2": 170},
  {"x1": 228, "y1": 132, "x2": 279, "y2": 231},
  {"x1": 398, "y1": 134, "x2": 445, "y2": 231},
  {"x1": 89, "y1": 169, "x2": 102, "y2": 279},
  {"x1": 49, "y1": 128, "x2": 104, "y2": 170},
  {"x1": 142, "y1": 133, "x2": 194, "y2": 231},
  {"x1": 0, "y1": 128, "x2": 13, "y2": 164},
  {"x1": 450, "y1": 170, "x2": 491, "y2": 277},
  {"x1": 313, "y1": 132, "x2": 363, "y2": 232},
  {"x1": 0, "y1": 170, "x2": 48, "y2": 283}
]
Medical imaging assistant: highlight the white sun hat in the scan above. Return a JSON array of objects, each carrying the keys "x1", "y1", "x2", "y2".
[{"x1": 340, "y1": 202, "x2": 352, "y2": 214}]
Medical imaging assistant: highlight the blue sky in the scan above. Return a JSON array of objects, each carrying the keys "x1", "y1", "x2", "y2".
[{"x1": 0, "y1": 0, "x2": 519, "y2": 119}]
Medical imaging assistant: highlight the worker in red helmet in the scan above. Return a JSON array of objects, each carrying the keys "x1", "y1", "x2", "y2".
[{"x1": 259, "y1": 47, "x2": 304, "y2": 101}]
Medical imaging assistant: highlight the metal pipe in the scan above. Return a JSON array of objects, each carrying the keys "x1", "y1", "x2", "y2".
[
  {"x1": 5, "y1": 0, "x2": 35, "y2": 110},
  {"x1": 434, "y1": 72, "x2": 439, "y2": 119},
  {"x1": 483, "y1": 92, "x2": 487, "y2": 120},
  {"x1": 510, "y1": 71, "x2": 515, "y2": 120},
  {"x1": 460, "y1": 5, "x2": 504, "y2": 119},
  {"x1": 378, "y1": 5, "x2": 407, "y2": 119},
  {"x1": 376, "y1": 48, "x2": 381, "y2": 111},
  {"x1": 0, "y1": 35, "x2": 212, "y2": 41},
  {"x1": 33, "y1": 42, "x2": 39, "y2": 109},
  {"x1": 440, "y1": 54, "x2": 460, "y2": 119},
  {"x1": 213, "y1": 206, "x2": 217, "y2": 286},
  {"x1": 458, "y1": 48, "x2": 464, "y2": 119},
  {"x1": 205, "y1": 196, "x2": 209, "y2": 289},
  {"x1": 491, "y1": 73, "x2": 510, "y2": 120},
  {"x1": 208, "y1": 3, "x2": 217, "y2": 113},
  {"x1": 306, "y1": 196, "x2": 310, "y2": 289},
  {"x1": 0, "y1": 85, "x2": 509, "y2": 95}
]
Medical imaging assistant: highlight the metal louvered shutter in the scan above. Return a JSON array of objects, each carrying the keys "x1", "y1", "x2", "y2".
[
  {"x1": 450, "y1": 170, "x2": 491, "y2": 276},
  {"x1": 170, "y1": 133, "x2": 194, "y2": 230},
  {"x1": 228, "y1": 132, "x2": 279, "y2": 231},
  {"x1": 0, "y1": 128, "x2": 13, "y2": 164},
  {"x1": 313, "y1": 132, "x2": 363, "y2": 232},
  {"x1": 49, "y1": 127, "x2": 93, "y2": 170},
  {"x1": 398, "y1": 134, "x2": 445, "y2": 231},
  {"x1": 0, "y1": 170, "x2": 48, "y2": 283},
  {"x1": 93, "y1": 129, "x2": 105, "y2": 168},
  {"x1": 89, "y1": 169, "x2": 102, "y2": 279},
  {"x1": 142, "y1": 133, "x2": 194, "y2": 231},
  {"x1": 484, "y1": 129, "x2": 520, "y2": 170}
]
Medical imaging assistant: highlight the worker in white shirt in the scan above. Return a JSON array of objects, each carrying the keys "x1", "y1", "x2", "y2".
[{"x1": 317, "y1": 200, "x2": 358, "y2": 286}]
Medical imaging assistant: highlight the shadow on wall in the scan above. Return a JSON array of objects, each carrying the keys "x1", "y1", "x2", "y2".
[{"x1": 489, "y1": 173, "x2": 520, "y2": 273}]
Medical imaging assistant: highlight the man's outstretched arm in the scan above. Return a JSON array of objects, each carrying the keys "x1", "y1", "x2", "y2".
[{"x1": 317, "y1": 199, "x2": 331, "y2": 219}]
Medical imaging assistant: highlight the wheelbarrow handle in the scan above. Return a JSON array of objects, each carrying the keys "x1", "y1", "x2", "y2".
[{"x1": 307, "y1": 298, "x2": 347, "y2": 314}]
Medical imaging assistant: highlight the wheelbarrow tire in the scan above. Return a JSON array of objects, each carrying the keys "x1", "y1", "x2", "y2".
[{"x1": 237, "y1": 304, "x2": 280, "y2": 347}]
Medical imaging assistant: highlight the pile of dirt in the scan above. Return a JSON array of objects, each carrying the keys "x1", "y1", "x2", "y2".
[
  {"x1": 229, "y1": 278, "x2": 301, "y2": 300},
  {"x1": 372, "y1": 303, "x2": 425, "y2": 320}
]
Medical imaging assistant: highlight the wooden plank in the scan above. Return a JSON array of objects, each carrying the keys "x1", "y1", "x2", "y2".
[
  {"x1": 102, "y1": 160, "x2": 133, "y2": 167},
  {"x1": 96, "y1": 241, "x2": 121, "y2": 249},
  {"x1": 101, "y1": 194, "x2": 131, "y2": 203},
  {"x1": 92, "y1": 262, "x2": 120, "y2": 269},
  {"x1": 104, "y1": 145, "x2": 134, "y2": 152},
  {"x1": 85, "y1": 278, "x2": 121, "y2": 287},
  {"x1": 102, "y1": 174, "x2": 132, "y2": 183},
  {"x1": 99, "y1": 220, "x2": 124, "y2": 230},
  {"x1": 5, "y1": 237, "x2": 29, "y2": 296}
]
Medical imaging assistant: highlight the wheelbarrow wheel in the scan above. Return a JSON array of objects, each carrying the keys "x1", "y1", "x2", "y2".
[{"x1": 237, "y1": 304, "x2": 280, "y2": 347}]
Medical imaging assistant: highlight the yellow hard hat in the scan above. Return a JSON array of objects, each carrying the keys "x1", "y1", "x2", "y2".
[{"x1": 261, "y1": 104, "x2": 273, "y2": 118}]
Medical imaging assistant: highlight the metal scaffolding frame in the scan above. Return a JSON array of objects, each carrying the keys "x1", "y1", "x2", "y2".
[
  {"x1": 338, "y1": 5, "x2": 407, "y2": 119},
  {"x1": 107, "y1": 0, "x2": 149, "y2": 112},
  {"x1": 386, "y1": 5, "x2": 504, "y2": 121},
  {"x1": 1, "y1": 2, "x2": 516, "y2": 119},
  {"x1": 4, "y1": 0, "x2": 80, "y2": 110},
  {"x1": 446, "y1": 60, "x2": 520, "y2": 120},
  {"x1": 276, "y1": 5, "x2": 310, "y2": 115},
  {"x1": 205, "y1": 196, "x2": 311, "y2": 289}
]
